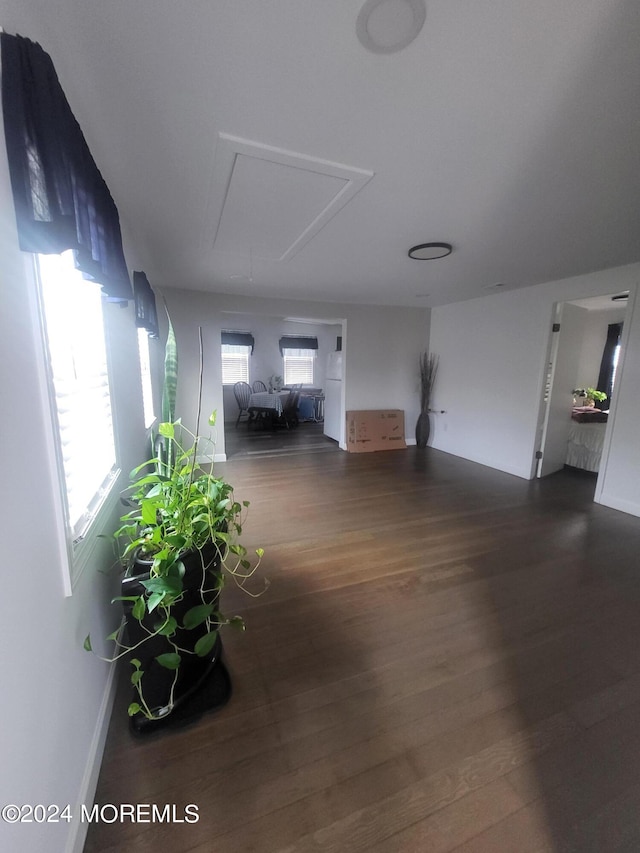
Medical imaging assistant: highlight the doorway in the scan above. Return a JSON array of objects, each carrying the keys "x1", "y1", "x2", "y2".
[
  {"x1": 221, "y1": 312, "x2": 346, "y2": 459},
  {"x1": 536, "y1": 291, "x2": 628, "y2": 490}
]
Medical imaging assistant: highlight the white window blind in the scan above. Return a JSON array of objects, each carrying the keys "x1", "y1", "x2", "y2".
[
  {"x1": 137, "y1": 327, "x2": 156, "y2": 428},
  {"x1": 37, "y1": 251, "x2": 117, "y2": 539},
  {"x1": 283, "y1": 348, "x2": 315, "y2": 385},
  {"x1": 221, "y1": 344, "x2": 250, "y2": 384}
]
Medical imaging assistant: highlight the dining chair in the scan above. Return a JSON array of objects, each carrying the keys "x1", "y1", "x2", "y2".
[
  {"x1": 233, "y1": 381, "x2": 253, "y2": 427},
  {"x1": 276, "y1": 384, "x2": 302, "y2": 429},
  {"x1": 252, "y1": 380, "x2": 267, "y2": 392}
]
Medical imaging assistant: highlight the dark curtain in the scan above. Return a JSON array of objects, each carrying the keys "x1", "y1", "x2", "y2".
[
  {"x1": 1, "y1": 32, "x2": 132, "y2": 301},
  {"x1": 133, "y1": 271, "x2": 159, "y2": 337},
  {"x1": 278, "y1": 335, "x2": 319, "y2": 355},
  {"x1": 596, "y1": 322, "x2": 623, "y2": 410},
  {"x1": 221, "y1": 331, "x2": 255, "y2": 353}
]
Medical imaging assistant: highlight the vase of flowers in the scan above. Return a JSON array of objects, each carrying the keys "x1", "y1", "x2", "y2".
[{"x1": 268, "y1": 374, "x2": 283, "y2": 393}]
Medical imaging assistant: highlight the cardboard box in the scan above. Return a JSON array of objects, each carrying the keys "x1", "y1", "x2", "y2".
[{"x1": 346, "y1": 410, "x2": 406, "y2": 453}]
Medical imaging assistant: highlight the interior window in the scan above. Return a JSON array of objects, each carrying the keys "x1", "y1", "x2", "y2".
[
  {"x1": 221, "y1": 343, "x2": 251, "y2": 384},
  {"x1": 283, "y1": 348, "x2": 315, "y2": 384}
]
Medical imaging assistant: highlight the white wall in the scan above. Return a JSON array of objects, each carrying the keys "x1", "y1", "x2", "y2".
[
  {"x1": 574, "y1": 306, "x2": 627, "y2": 393},
  {"x1": 0, "y1": 113, "x2": 151, "y2": 852},
  {"x1": 160, "y1": 289, "x2": 429, "y2": 453},
  {"x1": 220, "y1": 314, "x2": 341, "y2": 423},
  {"x1": 429, "y1": 265, "x2": 640, "y2": 515}
]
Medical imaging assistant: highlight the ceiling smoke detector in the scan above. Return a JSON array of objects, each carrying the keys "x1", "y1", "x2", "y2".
[{"x1": 356, "y1": 0, "x2": 426, "y2": 55}]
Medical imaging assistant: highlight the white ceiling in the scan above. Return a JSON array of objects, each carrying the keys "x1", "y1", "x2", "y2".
[{"x1": 2, "y1": 0, "x2": 640, "y2": 307}]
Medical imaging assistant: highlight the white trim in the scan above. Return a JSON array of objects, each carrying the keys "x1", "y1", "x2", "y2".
[
  {"x1": 430, "y1": 444, "x2": 532, "y2": 479},
  {"x1": 206, "y1": 133, "x2": 374, "y2": 261},
  {"x1": 64, "y1": 656, "x2": 119, "y2": 853},
  {"x1": 70, "y1": 475, "x2": 123, "y2": 591},
  {"x1": 198, "y1": 452, "x2": 227, "y2": 464},
  {"x1": 595, "y1": 492, "x2": 640, "y2": 518},
  {"x1": 594, "y1": 282, "x2": 637, "y2": 505}
]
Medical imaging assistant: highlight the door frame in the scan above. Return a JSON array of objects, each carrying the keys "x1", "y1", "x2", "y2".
[{"x1": 535, "y1": 288, "x2": 634, "y2": 492}]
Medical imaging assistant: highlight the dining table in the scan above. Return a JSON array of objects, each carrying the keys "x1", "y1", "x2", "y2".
[{"x1": 248, "y1": 390, "x2": 290, "y2": 417}]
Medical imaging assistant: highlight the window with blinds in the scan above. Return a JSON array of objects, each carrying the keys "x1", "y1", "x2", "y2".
[
  {"x1": 221, "y1": 343, "x2": 250, "y2": 384},
  {"x1": 283, "y1": 349, "x2": 315, "y2": 385},
  {"x1": 37, "y1": 251, "x2": 118, "y2": 540}
]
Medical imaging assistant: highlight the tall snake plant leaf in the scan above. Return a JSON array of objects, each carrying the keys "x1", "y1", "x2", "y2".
[{"x1": 159, "y1": 308, "x2": 178, "y2": 475}]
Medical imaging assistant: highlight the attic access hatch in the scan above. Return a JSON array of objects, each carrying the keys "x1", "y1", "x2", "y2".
[{"x1": 206, "y1": 134, "x2": 374, "y2": 262}]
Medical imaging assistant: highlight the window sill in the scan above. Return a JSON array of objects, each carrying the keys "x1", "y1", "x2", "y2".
[{"x1": 67, "y1": 469, "x2": 123, "y2": 594}]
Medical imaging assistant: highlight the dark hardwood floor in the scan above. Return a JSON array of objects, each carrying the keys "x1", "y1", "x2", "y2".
[
  {"x1": 84, "y1": 448, "x2": 640, "y2": 853},
  {"x1": 224, "y1": 419, "x2": 339, "y2": 459}
]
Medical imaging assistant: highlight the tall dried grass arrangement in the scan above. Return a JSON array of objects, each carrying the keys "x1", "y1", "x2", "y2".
[{"x1": 419, "y1": 352, "x2": 439, "y2": 413}]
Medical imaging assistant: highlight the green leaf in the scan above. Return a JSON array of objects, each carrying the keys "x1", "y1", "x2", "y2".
[
  {"x1": 128, "y1": 703, "x2": 142, "y2": 716},
  {"x1": 111, "y1": 595, "x2": 140, "y2": 604},
  {"x1": 141, "y1": 576, "x2": 183, "y2": 596},
  {"x1": 194, "y1": 631, "x2": 218, "y2": 658},
  {"x1": 156, "y1": 652, "x2": 181, "y2": 670},
  {"x1": 132, "y1": 597, "x2": 146, "y2": 621},
  {"x1": 130, "y1": 658, "x2": 141, "y2": 669},
  {"x1": 161, "y1": 312, "x2": 178, "y2": 425},
  {"x1": 131, "y1": 670, "x2": 143, "y2": 686},
  {"x1": 208, "y1": 411, "x2": 217, "y2": 426},
  {"x1": 83, "y1": 635, "x2": 92, "y2": 652},
  {"x1": 147, "y1": 591, "x2": 165, "y2": 613},
  {"x1": 183, "y1": 604, "x2": 215, "y2": 630},
  {"x1": 106, "y1": 629, "x2": 120, "y2": 642},
  {"x1": 141, "y1": 499, "x2": 157, "y2": 525},
  {"x1": 156, "y1": 616, "x2": 178, "y2": 636},
  {"x1": 256, "y1": 548, "x2": 265, "y2": 558},
  {"x1": 158, "y1": 421, "x2": 175, "y2": 439},
  {"x1": 228, "y1": 615, "x2": 245, "y2": 631}
]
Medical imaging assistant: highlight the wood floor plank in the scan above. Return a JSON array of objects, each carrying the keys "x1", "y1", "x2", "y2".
[{"x1": 84, "y1": 448, "x2": 640, "y2": 853}]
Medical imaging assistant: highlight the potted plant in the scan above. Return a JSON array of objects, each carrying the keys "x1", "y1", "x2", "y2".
[
  {"x1": 85, "y1": 414, "x2": 263, "y2": 733},
  {"x1": 85, "y1": 321, "x2": 264, "y2": 734},
  {"x1": 572, "y1": 387, "x2": 607, "y2": 407},
  {"x1": 268, "y1": 374, "x2": 284, "y2": 393},
  {"x1": 416, "y1": 352, "x2": 439, "y2": 448}
]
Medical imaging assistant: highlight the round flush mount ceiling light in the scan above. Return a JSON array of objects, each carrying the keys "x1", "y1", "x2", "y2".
[
  {"x1": 357, "y1": 0, "x2": 426, "y2": 55},
  {"x1": 408, "y1": 242, "x2": 452, "y2": 260}
]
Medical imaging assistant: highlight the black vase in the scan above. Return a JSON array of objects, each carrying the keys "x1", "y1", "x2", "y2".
[{"x1": 416, "y1": 410, "x2": 430, "y2": 448}]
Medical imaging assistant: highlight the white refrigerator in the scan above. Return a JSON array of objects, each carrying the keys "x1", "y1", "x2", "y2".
[{"x1": 323, "y1": 351, "x2": 343, "y2": 442}]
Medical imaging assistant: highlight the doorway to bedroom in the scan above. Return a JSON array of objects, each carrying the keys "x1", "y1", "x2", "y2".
[{"x1": 536, "y1": 291, "x2": 628, "y2": 492}]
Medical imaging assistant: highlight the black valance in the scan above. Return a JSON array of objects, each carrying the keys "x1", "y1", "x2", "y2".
[
  {"x1": 278, "y1": 335, "x2": 319, "y2": 355},
  {"x1": 1, "y1": 32, "x2": 132, "y2": 301},
  {"x1": 221, "y1": 331, "x2": 255, "y2": 353},
  {"x1": 133, "y1": 271, "x2": 159, "y2": 338}
]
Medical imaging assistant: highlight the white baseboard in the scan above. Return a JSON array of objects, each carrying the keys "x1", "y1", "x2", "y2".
[
  {"x1": 65, "y1": 661, "x2": 119, "y2": 853},
  {"x1": 595, "y1": 491, "x2": 640, "y2": 518}
]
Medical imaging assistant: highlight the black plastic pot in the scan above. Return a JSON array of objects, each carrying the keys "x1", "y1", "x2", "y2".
[{"x1": 121, "y1": 542, "x2": 231, "y2": 735}]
